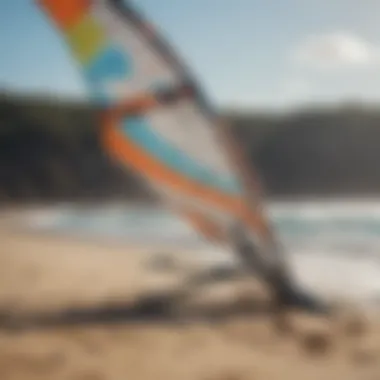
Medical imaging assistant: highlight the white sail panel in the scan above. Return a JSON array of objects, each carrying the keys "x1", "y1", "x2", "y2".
[{"x1": 38, "y1": 0, "x2": 272, "y2": 247}]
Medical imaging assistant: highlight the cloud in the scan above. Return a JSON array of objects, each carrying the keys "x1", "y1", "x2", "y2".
[{"x1": 292, "y1": 32, "x2": 380, "y2": 69}]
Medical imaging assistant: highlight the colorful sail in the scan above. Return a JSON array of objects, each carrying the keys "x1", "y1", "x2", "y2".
[{"x1": 38, "y1": 0, "x2": 276, "y2": 253}]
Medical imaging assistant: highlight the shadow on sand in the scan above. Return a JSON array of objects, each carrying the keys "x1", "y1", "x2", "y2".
[
  {"x1": 0, "y1": 266, "x2": 276, "y2": 331},
  {"x1": 0, "y1": 289, "x2": 274, "y2": 331},
  {"x1": 0, "y1": 266, "x2": 329, "y2": 332}
]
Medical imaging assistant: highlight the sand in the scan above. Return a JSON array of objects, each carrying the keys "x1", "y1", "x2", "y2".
[{"x1": 1, "y1": 228, "x2": 380, "y2": 380}]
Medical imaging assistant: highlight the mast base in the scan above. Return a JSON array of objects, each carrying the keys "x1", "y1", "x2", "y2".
[{"x1": 270, "y1": 272, "x2": 330, "y2": 315}]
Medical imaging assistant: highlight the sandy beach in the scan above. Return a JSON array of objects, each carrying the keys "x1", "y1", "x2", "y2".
[{"x1": 1, "y1": 227, "x2": 380, "y2": 380}]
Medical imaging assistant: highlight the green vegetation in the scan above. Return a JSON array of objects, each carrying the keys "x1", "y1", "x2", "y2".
[
  {"x1": 0, "y1": 92, "x2": 151, "y2": 204},
  {"x1": 1, "y1": 92, "x2": 380, "y2": 205}
]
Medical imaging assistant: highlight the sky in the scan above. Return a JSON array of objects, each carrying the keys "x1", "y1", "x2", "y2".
[{"x1": 1, "y1": 0, "x2": 380, "y2": 110}]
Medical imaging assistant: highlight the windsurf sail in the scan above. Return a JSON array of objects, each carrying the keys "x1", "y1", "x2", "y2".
[{"x1": 38, "y1": 0, "x2": 290, "y2": 291}]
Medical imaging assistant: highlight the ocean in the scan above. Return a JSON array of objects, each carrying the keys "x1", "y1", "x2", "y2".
[{"x1": 16, "y1": 200, "x2": 380, "y2": 307}]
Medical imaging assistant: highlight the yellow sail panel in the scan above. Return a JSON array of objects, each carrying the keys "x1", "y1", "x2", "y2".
[{"x1": 66, "y1": 15, "x2": 107, "y2": 65}]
